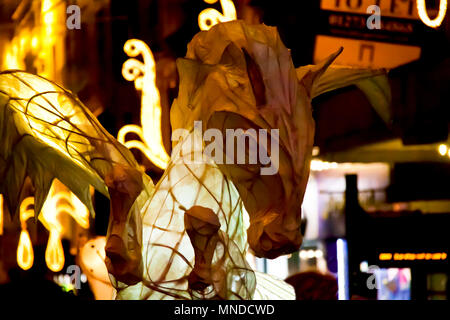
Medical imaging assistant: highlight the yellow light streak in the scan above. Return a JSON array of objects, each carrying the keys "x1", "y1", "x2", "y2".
[
  {"x1": 119, "y1": 39, "x2": 170, "y2": 169},
  {"x1": 17, "y1": 197, "x2": 35, "y2": 270},
  {"x1": 40, "y1": 0, "x2": 56, "y2": 79},
  {"x1": 31, "y1": 36, "x2": 39, "y2": 51},
  {"x1": 67, "y1": 191, "x2": 90, "y2": 229},
  {"x1": 3, "y1": 41, "x2": 23, "y2": 70},
  {"x1": 17, "y1": 230, "x2": 34, "y2": 270},
  {"x1": 379, "y1": 252, "x2": 448, "y2": 261},
  {"x1": 198, "y1": 0, "x2": 237, "y2": 31},
  {"x1": 2, "y1": 0, "x2": 63, "y2": 76},
  {"x1": 379, "y1": 253, "x2": 392, "y2": 261},
  {"x1": 39, "y1": 0, "x2": 65, "y2": 81},
  {"x1": 41, "y1": 0, "x2": 58, "y2": 46},
  {"x1": 40, "y1": 184, "x2": 90, "y2": 232},
  {"x1": 417, "y1": 0, "x2": 448, "y2": 28},
  {"x1": 45, "y1": 229, "x2": 65, "y2": 272}
]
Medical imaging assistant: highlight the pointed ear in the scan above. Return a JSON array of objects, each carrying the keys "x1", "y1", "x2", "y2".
[
  {"x1": 296, "y1": 47, "x2": 391, "y2": 125},
  {"x1": 296, "y1": 47, "x2": 343, "y2": 97},
  {"x1": 242, "y1": 48, "x2": 267, "y2": 107}
]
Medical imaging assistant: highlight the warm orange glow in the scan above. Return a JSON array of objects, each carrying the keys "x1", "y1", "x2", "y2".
[
  {"x1": 417, "y1": 0, "x2": 448, "y2": 28},
  {"x1": 37, "y1": 0, "x2": 66, "y2": 81},
  {"x1": 15, "y1": 182, "x2": 89, "y2": 272},
  {"x1": 379, "y1": 253, "x2": 393, "y2": 261},
  {"x1": 405, "y1": 253, "x2": 416, "y2": 260},
  {"x1": 379, "y1": 252, "x2": 448, "y2": 261},
  {"x1": 31, "y1": 36, "x2": 39, "y2": 50},
  {"x1": 5, "y1": 0, "x2": 82, "y2": 274},
  {"x1": 119, "y1": 39, "x2": 170, "y2": 169},
  {"x1": 45, "y1": 230, "x2": 65, "y2": 272},
  {"x1": 17, "y1": 197, "x2": 35, "y2": 270},
  {"x1": 3, "y1": 40, "x2": 24, "y2": 70},
  {"x1": 394, "y1": 253, "x2": 404, "y2": 260},
  {"x1": 17, "y1": 230, "x2": 34, "y2": 270},
  {"x1": 438, "y1": 144, "x2": 448, "y2": 156},
  {"x1": 432, "y1": 253, "x2": 443, "y2": 260},
  {"x1": 41, "y1": 0, "x2": 56, "y2": 79},
  {"x1": 3, "y1": 0, "x2": 65, "y2": 81},
  {"x1": 40, "y1": 184, "x2": 90, "y2": 231},
  {"x1": 198, "y1": 0, "x2": 237, "y2": 31},
  {"x1": 66, "y1": 191, "x2": 90, "y2": 229},
  {"x1": 39, "y1": 181, "x2": 90, "y2": 272},
  {"x1": 20, "y1": 197, "x2": 35, "y2": 223}
]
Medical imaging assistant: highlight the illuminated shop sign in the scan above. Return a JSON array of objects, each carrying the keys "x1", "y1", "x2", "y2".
[
  {"x1": 316, "y1": 0, "x2": 448, "y2": 68},
  {"x1": 378, "y1": 252, "x2": 448, "y2": 261},
  {"x1": 314, "y1": 35, "x2": 421, "y2": 68},
  {"x1": 321, "y1": 0, "x2": 448, "y2": 28}
]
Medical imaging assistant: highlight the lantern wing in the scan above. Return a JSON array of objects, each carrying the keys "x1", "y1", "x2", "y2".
[{"x1": 0, "y1": 70, "x2": 145, "y2": 219}]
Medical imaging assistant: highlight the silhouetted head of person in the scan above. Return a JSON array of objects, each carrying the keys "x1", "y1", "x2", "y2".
[{"x1": 285, "y1": 271, "x2": 338, "y2": 300}]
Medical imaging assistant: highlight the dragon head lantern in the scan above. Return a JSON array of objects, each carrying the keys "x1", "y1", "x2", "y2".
[{"x1": 171, "y1": 21, "x2": 389, "y2": 259}]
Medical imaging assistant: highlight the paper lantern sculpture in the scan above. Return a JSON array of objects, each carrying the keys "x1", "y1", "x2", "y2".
[{"x1": 0, "y1": 21, "x2": 390, "y2": 299}]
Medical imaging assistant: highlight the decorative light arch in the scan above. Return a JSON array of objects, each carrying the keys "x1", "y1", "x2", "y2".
[{"x1": 119, "y1": 39, "x2": 171, "y2": 170}]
